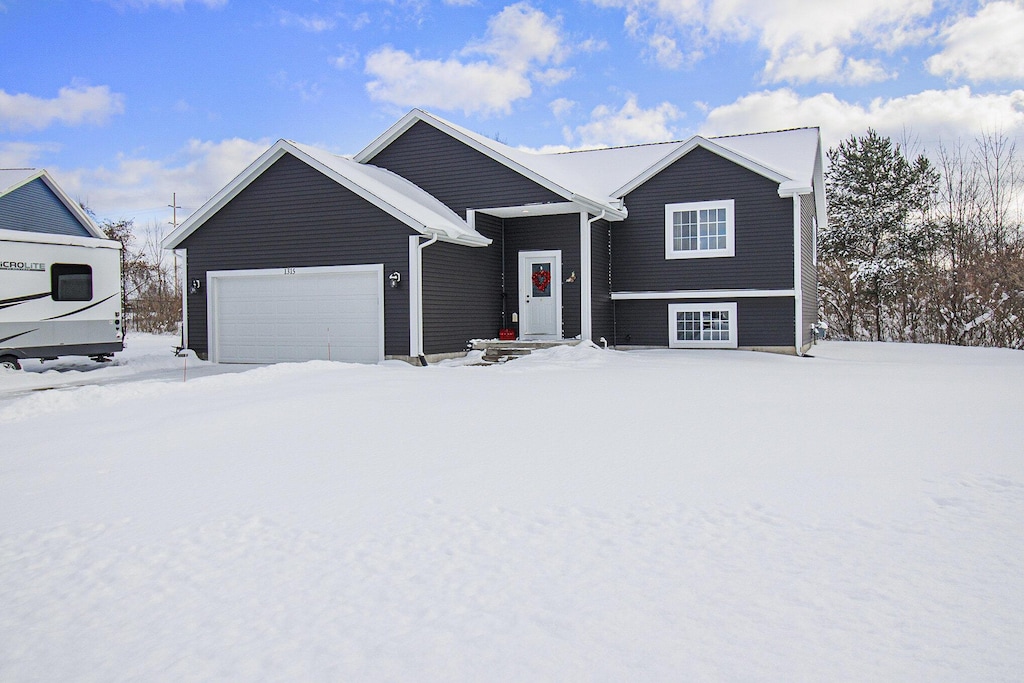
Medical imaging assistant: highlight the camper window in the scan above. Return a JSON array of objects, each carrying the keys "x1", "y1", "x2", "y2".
[{"x1": 51, "y1": 264, "x2": 93, "y2": 301}]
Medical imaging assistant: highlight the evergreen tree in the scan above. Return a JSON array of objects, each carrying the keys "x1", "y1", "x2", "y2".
[{"x1": 822, "y1": 129, "x2": 940, "y2": 340}]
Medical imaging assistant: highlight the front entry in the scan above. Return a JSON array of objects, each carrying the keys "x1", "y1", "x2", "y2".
[{"x1": 518, "y1": 250, "x2": 561, "y2": 340}]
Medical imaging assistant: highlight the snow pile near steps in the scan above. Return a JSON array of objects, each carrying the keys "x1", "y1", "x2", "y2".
[{"x1": 1, "y1": 336, "x2": 1023, "y2": 680}]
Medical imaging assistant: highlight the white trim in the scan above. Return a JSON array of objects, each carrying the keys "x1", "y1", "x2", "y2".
[
  {"x1": 665, "y1": 199, "x2": 735, "y2": 259},
  {"x1": 409, "y1": 236, "x2": 421, "y2": 357},
  {"x1": 792, "y1": 195, "x2": 804, "y2": 356},
  {"x1": 579, "y1": 212, "x2": 592, "y2": 341},
  {"x1": 206, "y1": 263, "x2": 385, "y2": 364},
  {"x1": 613, "y1": 137, "x2": 789, "y2": 198},
  {"x1": 180, "y1": 249, "x2": 188, "y2": 350},
  {"x1": 612, "y1": 289, "x2": 794, "y2": 301},
  {"x1": 668, "y1": 302, "x2": 738, "y2": 349},
  {"x1": 518, "y1": 249, "x2": 562, "y2": 340}
]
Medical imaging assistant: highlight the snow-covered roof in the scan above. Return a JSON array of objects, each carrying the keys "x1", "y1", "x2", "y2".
[
  {"x1": 164, "y1": 140, "x2": 490, "y2": 250},
  {"x1": 0, "y1": 167, "x2": 105, "y2": 238},
  {"x1": 356, "y1": 110, "x2": 823, "y2": 217}
]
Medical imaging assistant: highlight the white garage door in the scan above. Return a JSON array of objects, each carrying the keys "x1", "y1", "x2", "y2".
[{"x1": 208, "y1": 265, "x2": 384, "y2": 364}]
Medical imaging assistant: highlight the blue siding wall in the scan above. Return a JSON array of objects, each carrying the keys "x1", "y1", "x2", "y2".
[
  {"x1": 591, "y1": 219, "x2": 613, "y2": 343},
  {"x1": 367, "y1": 121, "x2": 565, "y2": 217},
  {"x1": 0, "y1": 178, "x2": 91, "y2": 236},
  {"x1": 422, "y1": 215, "x2": 504, "y2": 354},
  {"x1": 613, "y1": 146, "x2": 793, "y2": 292},
  {"x1": 614, "y1": 297, "x2": 795, "y2": 347}
]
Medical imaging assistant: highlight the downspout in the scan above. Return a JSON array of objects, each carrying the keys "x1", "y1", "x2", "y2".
[
  {"x1": 414, "y1": 233, "x2": 439, "y2": 366},
  {"x1": 792, "y1": 195, "x2": 805, "y2": 357}
]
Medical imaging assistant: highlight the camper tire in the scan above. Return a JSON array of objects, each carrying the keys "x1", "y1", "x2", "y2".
[{"x1": 0, "y1": 355, "x2": 21, "y2": 371}]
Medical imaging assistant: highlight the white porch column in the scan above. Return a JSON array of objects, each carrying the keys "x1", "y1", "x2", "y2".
[{"x1": 579, "y1": 211, "x2": 593, "y2": 341}]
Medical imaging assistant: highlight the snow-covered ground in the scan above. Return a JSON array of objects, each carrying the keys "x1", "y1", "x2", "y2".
[{"x1": 1, "y1": 335, "x2": 1022, "y2": 681}]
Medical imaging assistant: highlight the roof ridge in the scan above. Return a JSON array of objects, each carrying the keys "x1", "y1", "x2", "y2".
[{"x1": 710, "y1": 126, "x2": 819, "y2": 139}]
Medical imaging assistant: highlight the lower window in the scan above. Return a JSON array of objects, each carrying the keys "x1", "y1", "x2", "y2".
[{"x1": 668, "y1": 302, "x2": 737, "y2": 348}]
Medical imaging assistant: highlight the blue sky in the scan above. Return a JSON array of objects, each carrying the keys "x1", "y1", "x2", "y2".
[{"x1": 2, "y1": 0, "x2": 1023, "y2": 230}]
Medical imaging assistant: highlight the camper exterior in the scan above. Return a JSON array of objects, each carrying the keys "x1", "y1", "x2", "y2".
[{"x1": 0, "y1": 228, "x2": 123, "y2": 369}]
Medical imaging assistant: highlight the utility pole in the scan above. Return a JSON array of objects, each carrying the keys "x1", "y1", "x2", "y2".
[{"x1": 168, "y1": 193, "x2": 182, "y2": 296}]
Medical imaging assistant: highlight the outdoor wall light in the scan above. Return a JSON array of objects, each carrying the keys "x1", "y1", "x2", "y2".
[
  {"x1": 189, "y1": 279, "x2": 202, "y2": 295},
  {"x1": 389, "y1": 271, "x2": 401, "y2": 288}
]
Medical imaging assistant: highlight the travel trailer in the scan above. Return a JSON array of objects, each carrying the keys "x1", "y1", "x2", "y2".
[{"x1": 0, "y1": 228, "x2": 123, "y2": 369}]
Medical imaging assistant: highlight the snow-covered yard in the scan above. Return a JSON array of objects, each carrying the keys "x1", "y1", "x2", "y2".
[{"x1": 1, "y1": 335, "x2": 1022, "y2": 681}]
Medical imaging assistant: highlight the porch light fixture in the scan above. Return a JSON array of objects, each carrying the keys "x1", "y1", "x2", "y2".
[
  {"x1": 189, "y1": 279, "x2": 201, "y2": 295},
  {"x1": 389, "y1": 271, "x2": 401, "y2": 288}
]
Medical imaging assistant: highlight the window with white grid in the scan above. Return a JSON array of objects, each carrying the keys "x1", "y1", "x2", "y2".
[
  {"x1": 665, "y1": 199, "x2": 735, "y2": 259},
  {"x1": 668, "y1": 303, "x2": 738, "y2": 348}
]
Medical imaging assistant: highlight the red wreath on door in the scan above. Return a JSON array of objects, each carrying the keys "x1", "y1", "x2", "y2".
[{"x1": 532, "y1": 269, "x2": 551, "y2": 293}]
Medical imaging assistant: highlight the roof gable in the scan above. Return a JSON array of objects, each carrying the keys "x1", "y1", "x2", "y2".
[
  {"x1": 0, "y1": 168, "x2": 104, "y2": 238},
  {"x1": 355, "y1": 109, "x2": 627, "y2": 219},
  {"x1": 163, "y1": 140, "x2": 490, "y2": 250}
]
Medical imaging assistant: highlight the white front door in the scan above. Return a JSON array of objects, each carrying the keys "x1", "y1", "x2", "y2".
[{"x1": 518, "y1": 250, "x2": 561, "y2": 340}]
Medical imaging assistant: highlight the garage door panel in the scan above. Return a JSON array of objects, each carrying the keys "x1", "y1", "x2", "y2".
[{"x1": 211, "y1": 266, "x2": 384, "y2": 364}]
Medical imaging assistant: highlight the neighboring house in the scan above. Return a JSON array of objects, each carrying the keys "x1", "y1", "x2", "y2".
[
  {"x1": 0, "y1": 168, "x2": 104, "y2": 239},
  {"x1": 163, "y1": 109, "x2": 824, "y2": 364}
]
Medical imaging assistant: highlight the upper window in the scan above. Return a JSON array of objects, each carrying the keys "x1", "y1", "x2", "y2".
[
  {"x1": 665, "y1": 199, "x2": 735, "y2": 259},
  {"x1": 51, "y1": 263, "x2": 93, "y2": 301}
]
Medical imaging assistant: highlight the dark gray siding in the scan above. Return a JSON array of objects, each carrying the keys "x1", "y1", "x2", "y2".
[
  {"x1": 368, "y1": 121, "x2": 566, "y2": 217},
  {"x1": 591, "y1": 219, "x2": 613, "y2": 342},
  {"x1": 800, "y1": 192, "x2": 817, "y2": 347},
  {"x1": 179, "y1": 153, "x2": 416, "y2": 358},
  {"x1": 613, "y1": 146, "x2": 793, "y2": 292},
  {"x1": 422, "y1": 215, "x2": 503, "y2": 354},
  {"x1": 0, "y1": 178, "x2": 91, "y2": 236},
  {"x1": 503, "y1": 214, "x2": 581, "y2": 339},
  {"x1": 614, "y1": 297, "x2": 795, "y2": 347}
]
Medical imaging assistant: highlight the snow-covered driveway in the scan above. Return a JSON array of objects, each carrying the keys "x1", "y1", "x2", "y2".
[{"x1": 1, "y1": 337, "x2": 1022, "y2": 680}]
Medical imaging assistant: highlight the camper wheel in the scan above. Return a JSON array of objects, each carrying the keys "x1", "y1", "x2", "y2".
[{"x1": 0, "y1": 355, "x2": 21, "y2": 371}]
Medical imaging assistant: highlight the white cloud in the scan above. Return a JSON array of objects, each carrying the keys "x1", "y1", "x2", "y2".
[
  {"x1": 593, "y1": 0, "x2": 931, "y2": 84},
  {"x1": 764, "y1": 47, "x2": 894, "y2": 85},
  {"x1": 59, "y1": 137, "x2": 270, "y2": 225},
  {"x1": 0, "y1": 85, "x2": 125, "y2": 132},
  {"x1": 0, "y1": 141, "x2": 61, "y2": 168},
  {"x1": 927, "y1": 1, "x2": 1024, "y2": 82},
  {"x1": 700, "y1": 87, "x2": 1024, "y2": 150},
  {"x1": 464, "y1": 2, "x2": 568, "y2": 69},
  {"x1": 549, "y1": 97, "x2": 576, "y2": 117},
  {"x1": 331, "y1": 45, "x2": 360, "y2": 71},
  {"x1": 365, "y1": 47, "x2": 531, "y2": 115},
  {"x1": 365, "y1": 3, "x2": 569, "y2": 115},
  {"x1": 278, "y1": 11, "x2": 336, "y2": 32},
  {"x1": 648, "y1": 33, "x2": 684, "y2": 69},
  {"x1": 572, "y1": 95, "x2": 682, "y2": 147}
]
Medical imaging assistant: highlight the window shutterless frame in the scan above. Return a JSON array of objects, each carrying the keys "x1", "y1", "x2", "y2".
[
  {"x1": 665, "y1": 199, "x2": 735, "y2": 259},
  {"x1": 668, "y1": 302, "x2": 738, "y2": 348}
]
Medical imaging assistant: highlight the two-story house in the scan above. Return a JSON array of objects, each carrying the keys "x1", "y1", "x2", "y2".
[{"x1": 163, "y1": 109, "x2": 824, "y2": 364}]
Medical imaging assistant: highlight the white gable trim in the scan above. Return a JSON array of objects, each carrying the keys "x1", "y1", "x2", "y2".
[
  {"x1": 612, "y1": 136, "x2": 791, "y2": 199},
  {"x1": 354, "y1": 109, "x2": 628, "y2": 220}
]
